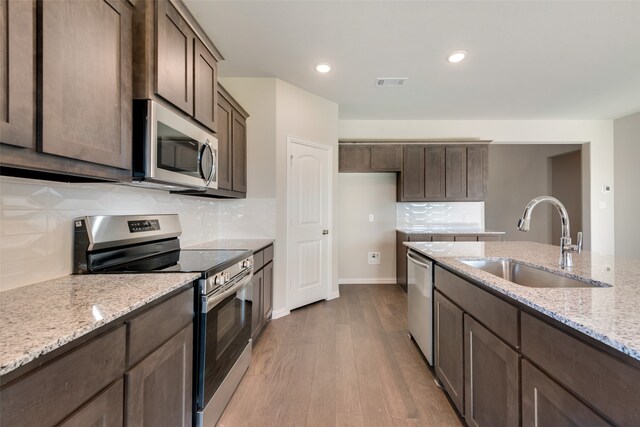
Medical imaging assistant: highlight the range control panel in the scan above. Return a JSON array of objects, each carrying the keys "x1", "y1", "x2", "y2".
[{"x1": 128, "y1": 219, "x2": 161, "y2": 233}]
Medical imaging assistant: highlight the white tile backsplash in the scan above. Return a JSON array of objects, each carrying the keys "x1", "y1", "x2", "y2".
[
  {"x1": 0, "y1": 176, "x2": 275, "y2": 291},
  {"x1": 397, "y1": 202, "x2": 485, "y2": 229}
]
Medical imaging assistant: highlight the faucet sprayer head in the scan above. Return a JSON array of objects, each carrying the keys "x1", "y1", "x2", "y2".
[{"x1": 517, "y1": 218, "x2": 529, "y2": 231}]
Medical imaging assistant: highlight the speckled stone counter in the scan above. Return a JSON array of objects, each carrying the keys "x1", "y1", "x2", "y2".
[
  {"x1": 186, "y1": 239, "x2": 274, "y2": 253},
  {"x1": 404, "y1": 241, "x2": 640, "y2": 361},
  {"x1": 398, "y1": 227, "x2": 505, "y2": 235},
  {"x1": 0, "y1": 273, "x2": 200, "y2": 376}
]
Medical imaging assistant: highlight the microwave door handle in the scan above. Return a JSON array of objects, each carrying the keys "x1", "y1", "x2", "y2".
[{"x1": 200, "y1": 139, "x2": 215, "y2": 189}]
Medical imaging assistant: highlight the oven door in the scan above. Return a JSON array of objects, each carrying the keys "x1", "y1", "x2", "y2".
[
  {"x1": 147, "y1": 101, "x2": 218, "y2": 190},
  {"x1": 196, "y1": 273, "x2": 252, "y2": 411}
]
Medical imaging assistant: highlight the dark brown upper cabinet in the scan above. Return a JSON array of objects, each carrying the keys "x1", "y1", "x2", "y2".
[
  {"x1": 194, "y1": 39, "x2": 218, "y2": 133},
  {"x1": 445, "y1": 146, "x2": 467, "y2": 199},
  {"x1": 0, "y1": 0, "x2": 35, "y2": 149},
  {"x1": 216, "y1": 94, "x2": 233, "y2": 191},
  {"x1": 232, "y1": 109, "x2": 247, "y2": 193},
  {"x1": 398, "y1": 143, "x2": 489, "y2": 202},
  {"x1": 216, "y1": 85, "x2": 249, "y2": 196},
  {"x1": 133, "y1": 0, "x2": 222, "y2": 133},
  {"x1": 40, "y1": 0, "x2": 132, "y2": 170},
  {"x1": 338, "y1": 144, "x2": 402, "y2": 172},
  {"x1": 467, "y1": 145, "x2": 488, "y2": 200},
  {"x1": 1, "y1": 0, "x2": 132, "y2": 182},
  {"x1": 156, "y1": 0, "x2": 194, "y2": 116}
]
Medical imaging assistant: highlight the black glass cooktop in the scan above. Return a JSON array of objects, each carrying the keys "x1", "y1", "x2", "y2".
[{"x1": 99, "y1": 249, "x2": 250, "y2": 275}]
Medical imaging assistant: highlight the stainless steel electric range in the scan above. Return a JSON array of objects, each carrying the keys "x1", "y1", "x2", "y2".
[{"x1": 73, "y1": 214, "x2": 254, "y2": 427}]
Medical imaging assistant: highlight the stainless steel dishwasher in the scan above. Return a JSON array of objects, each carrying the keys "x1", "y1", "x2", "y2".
[{"x1": 407, "y1": 249, "x2": 434, "y2": 365}]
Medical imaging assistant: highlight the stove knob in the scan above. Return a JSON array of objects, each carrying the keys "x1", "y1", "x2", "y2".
[
  {"x1": 214, "y1": 275, "x2": 225, "y2": 286},
  {"x1": 242, "y1": 259, "x2": 252, "y2": 269}
]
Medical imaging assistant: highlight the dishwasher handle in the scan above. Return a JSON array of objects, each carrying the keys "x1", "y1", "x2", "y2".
[{"x1": 407, "y1": 251, "x2": 432, "y2": 269}]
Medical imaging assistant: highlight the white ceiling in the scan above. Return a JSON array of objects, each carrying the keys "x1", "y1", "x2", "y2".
[{"x1": 184, "y1": 1, "x2": 640, "y2": 120}]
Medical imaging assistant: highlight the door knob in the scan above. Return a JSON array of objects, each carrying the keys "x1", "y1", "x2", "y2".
[{"x1": 322, "y1": 230, "x2": 329, "y2": 235}]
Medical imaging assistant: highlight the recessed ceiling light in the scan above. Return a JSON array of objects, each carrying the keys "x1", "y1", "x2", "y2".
[
  {"x1": 447, "y1": 51, "x2": 467, "y2": 63},
  {"x1": 315, "y1": 63, "x2": 332, "y2": 73}
]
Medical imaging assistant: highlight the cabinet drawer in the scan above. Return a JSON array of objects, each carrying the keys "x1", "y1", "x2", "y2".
[
  {"x1": 435, "y1": 266, "x2": 519, "y2": 347},
  {"x1": 478, "y1": 235, "x2": 501, "y2": 242},
  {"x1": 521, "y1": 313, "x2": 640, "y2": 426},
  {"x1": 408, "y1": 234, "x2": 432, "y2": 242},
  {"x1": 127, "y1": 288, "x2": 194, "y2": 367},
  {"x1": 431, "y1": 235, "x2": 455, "y2": 242},
  {"x1": 0, "y1": 326, "x2": 126, "y2": 427},
  {"x1": 263, "y1": 244, "x2": 274, "y2": 264},
  {"x1": 454, "y1": 236, "x2": 477, "y2": 242},
  {"x1": 253, "y1": 249, "x2": 265, "y2": 272}
]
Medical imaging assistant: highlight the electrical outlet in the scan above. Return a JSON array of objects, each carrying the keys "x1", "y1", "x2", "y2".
[
  {"x1": 368, "y1": 252, "x2": 381, "y2": 264},
  {"x1": 368, "y1": 214, "x2": 374, "y2": 222}
]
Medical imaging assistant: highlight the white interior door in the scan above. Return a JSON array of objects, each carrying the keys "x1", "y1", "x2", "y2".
[{"x1": 288, "y1": 138, "x2": 331, "y2": 310}]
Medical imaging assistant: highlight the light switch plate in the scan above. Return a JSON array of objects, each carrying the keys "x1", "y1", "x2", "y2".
[{"x1": 368, "y1": 252, "x2": 380, "y2": 264}]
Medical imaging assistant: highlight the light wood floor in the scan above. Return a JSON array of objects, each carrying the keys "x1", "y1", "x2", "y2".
[{"x1": 218, "y1": 284, "x2": 462, "y2": 427}]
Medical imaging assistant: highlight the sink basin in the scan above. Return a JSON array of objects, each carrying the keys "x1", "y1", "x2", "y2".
[{"x1": 459, "y1": 259, "x2": 606, "y2": 288}]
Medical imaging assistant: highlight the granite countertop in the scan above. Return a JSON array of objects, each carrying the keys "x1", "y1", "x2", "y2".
[
  {"x1": 404, "y1": 241, "x2": 640, "y2": 361},
  {"x1": 0, "y1": 273, "x2": 200, "y2": 377},
  {"x1": 186, "y1": 239, "x2": 274, "y2": 253},
  {"x1": 397, "y1": 227, "x2": 505, "y2": 235}
]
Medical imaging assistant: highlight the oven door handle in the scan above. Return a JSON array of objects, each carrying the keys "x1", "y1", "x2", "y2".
[{"x1": 203, "y1": 272, "x2": 253, "y2": 313}]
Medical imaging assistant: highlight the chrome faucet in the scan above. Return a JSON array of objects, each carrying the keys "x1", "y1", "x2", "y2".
[{"x1": 516, "y1": 196, "x2": 582, "y2": 268}]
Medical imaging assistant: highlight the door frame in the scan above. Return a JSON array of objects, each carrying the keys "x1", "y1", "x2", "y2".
[{"x1": 286, "y1": 136, "x2": 333, "y2": 311}]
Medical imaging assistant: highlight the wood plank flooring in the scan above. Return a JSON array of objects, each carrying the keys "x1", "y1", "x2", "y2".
[{"x1": 218, "y1": 284, "x2": 462, "y2": 427}]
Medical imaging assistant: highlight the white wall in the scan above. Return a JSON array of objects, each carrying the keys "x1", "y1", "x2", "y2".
[
  {"x1": 337, "y1": 173, "x2": 397, "y2": 284},
  {"x1": 339, "y1": 119, "x2": 614, "y2": 255},
  {"x1": 614, "y1": 111, "x2": 640, "y2": 258},
  {"x1": 221, "y1": 78, "x2": 339, "y2": 317},
  {"x1": 486, "y1": 144, "x2": 581, "y2": 244}
]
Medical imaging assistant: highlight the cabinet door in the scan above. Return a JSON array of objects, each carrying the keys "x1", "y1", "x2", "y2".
[
  {"x1": 216, "y1": 94, "x2": 233, "y2": 190},
  {"x1": 231, "y1": 110, "x2": 247, "y2": 193},
  {"x1": 370, "y1": 145, "x2": 401, "y2": 171},
  {"x1": 434, "y1": 291, "x2": 464, "y2": 414},
  {"x1": 445, "y1": 146, "x2": 467, "y2": 199},
  {"x1": 0, "y1": 0, "x2": 34, "y2": 148},
  {"x1": 424, "y1": 146, "x2": 446, "y2": 198},
  {"x1": 467, "y1": 146, "x2": 488, "y2": 200},
  {"x1": 464, "y1": 315, "x2": 519, "y2": 427},
  {"x1": 402, "y1": 145, "x2": 425, "y2": 200},
  {"x1": 263, "y1": 261, "x2": 273, "y2": 321},
  {"x1": 251, "y1": 270, "x2": 264, "y2": 341},
  {"x1": 59, "y1": 380, "x2": 123, "y2": 427},
  {"x1": 522, "y1": 360, "x2": 610, "y2": 427},
  {"x1": 126, "y1": 325, "x2": 193, "y2": 427},
  {"x1": 396, "y1": 231, "x2": 409, "y2": 292},
  {"x1": 193, "y1": 39, "x2": 218, "y2": 133},
  {"x1": 156, "y1": 0, "x2": 194, "y2": 115},
  {"x1": 40, "y1": 0, "x2": 132, "y2": 169},
  {"x1": 339, "y1": 145, "x2": 370, "y2": 172}
]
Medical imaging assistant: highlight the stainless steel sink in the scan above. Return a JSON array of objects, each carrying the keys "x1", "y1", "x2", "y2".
[{"x1": 459, "y1": 259, "x2": 607, "y2": 288}]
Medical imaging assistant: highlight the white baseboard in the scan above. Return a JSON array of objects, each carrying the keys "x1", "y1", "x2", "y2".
[
  {"x1": 271, "y1": 308, "x2": 290, "y2": 319},
  {"x1": 326, "y1": 290, "x2": 340, "y2": 300},
  {"x1": 338, "y1": 278, "x2": 397, "y2": 285}
]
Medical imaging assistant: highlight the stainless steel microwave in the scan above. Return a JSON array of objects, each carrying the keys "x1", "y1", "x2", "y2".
[{"x1": 132, "y1": 100, "x2": 218, "y2": 191}]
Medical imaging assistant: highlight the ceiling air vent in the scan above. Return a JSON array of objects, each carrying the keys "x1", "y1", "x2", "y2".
[{"x1": 376, "y1": 77, "x2": 407, "y2": 87}]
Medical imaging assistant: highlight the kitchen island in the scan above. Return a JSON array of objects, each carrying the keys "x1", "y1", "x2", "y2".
[{"x1": 405, "y1": 240, "x2": 640, "y2": 426}]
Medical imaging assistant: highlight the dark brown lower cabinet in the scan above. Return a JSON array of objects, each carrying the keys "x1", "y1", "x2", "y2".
[
  {"x1": 464, "y1": 315, "x2": 519, "y2": 427},
  {"x1": 263, "y1": 261, "x2": 273, "y2": 320},
  {"x1": 59, "y1": 379, "x2": 123, "y2": 427},
  {"x1": 126, "y1": 324, "x2": 193, "y2": 427},
  {"x1": 251, "y1": 269, "x2": 265, "y2": 341},
  {"x1": 434, "y1": 291, "x2": 465, "y2": 414},
  {"x1": 521, "y1": 360, "x2": 610, "y2": 427}
]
